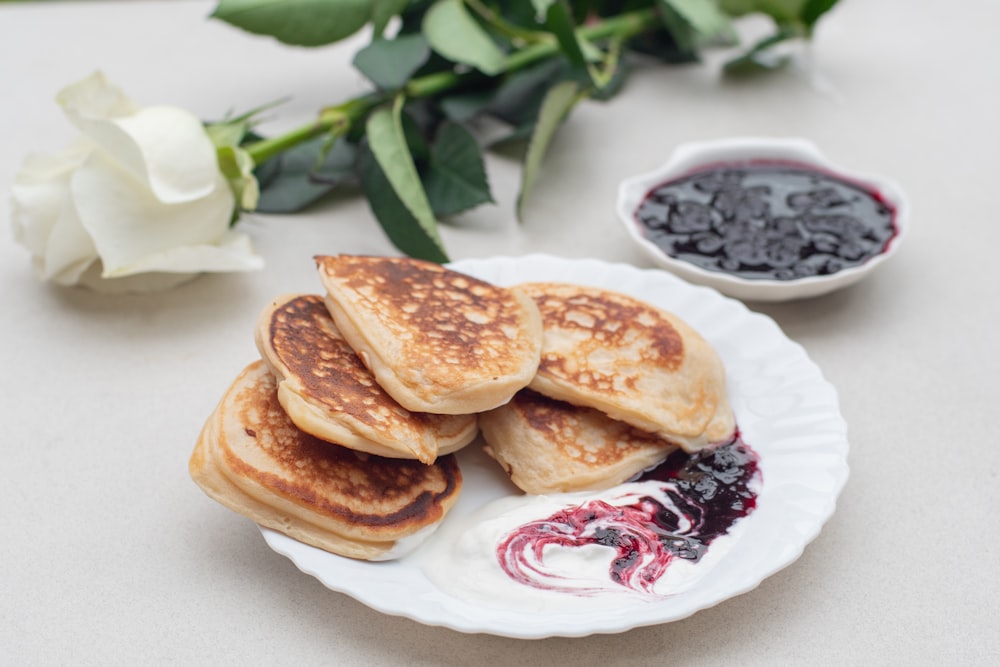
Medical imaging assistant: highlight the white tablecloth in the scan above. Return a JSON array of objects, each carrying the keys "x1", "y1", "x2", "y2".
[{"x1": 2, "y1": 1, "x2": 997, "y2": 664}]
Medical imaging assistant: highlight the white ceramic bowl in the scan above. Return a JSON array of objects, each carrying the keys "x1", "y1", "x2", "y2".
[{"x1": 616, "y1": 137, "x2": 909, "y2": 302}]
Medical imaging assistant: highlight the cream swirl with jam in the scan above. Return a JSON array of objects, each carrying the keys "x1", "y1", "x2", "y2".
[{"x1": 418, "y1": 439, "x2": 760, "y2": 611}]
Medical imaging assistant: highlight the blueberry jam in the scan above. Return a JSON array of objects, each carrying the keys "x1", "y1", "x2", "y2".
[
  {"x1": 634, "y1": 161, "x2": 898, "y2": 280},
  {"x1": 495, "y1": 438, "x2": 760, "y2": 597}
]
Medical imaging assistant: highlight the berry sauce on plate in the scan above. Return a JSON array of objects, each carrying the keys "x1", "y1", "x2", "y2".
[
  {"x1": 495, "y1": 437, "x2": 760, "y2": 597},
  {"x1": 633, "y1": 161, "x2": 898, "y2": 280}
]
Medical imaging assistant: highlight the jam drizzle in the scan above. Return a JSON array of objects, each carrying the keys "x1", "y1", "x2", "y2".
[{"x1": 495, "y1": 438, "x2": 761, "y2": 597}]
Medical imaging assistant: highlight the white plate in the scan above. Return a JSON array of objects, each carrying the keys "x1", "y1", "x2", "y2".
[{"x1": 261, "y1": 254, "x2": 850, "y2": 638}]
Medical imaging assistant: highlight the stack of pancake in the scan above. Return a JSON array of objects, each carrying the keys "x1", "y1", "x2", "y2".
[
  {"x1": 479, "y1": 281, "x2": 735, "y2": 495},
  {"x1": 189, "y1": 255, "x2": 735, "y2": 561}
]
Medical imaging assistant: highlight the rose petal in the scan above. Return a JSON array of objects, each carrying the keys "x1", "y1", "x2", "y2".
[
  {"x1": 113, "y1": 107, "x2": 221, "y2": 203},
  {"x1": 58, "y1": 71, "x2": 220, "y2": 204},
  {"x1": 55, "y1": 71, "x2": 138, "y2": 119},
  {"x1": 103, "y1": 229, "x2": 264, "y2": 277},
  {"x1": 10, "y1": 143, "x2": 100, "y2": 283},
  {"x1": 13, "y1": 71, "x2": 264, "y2": 292},
  {"x1": 39, "y1": 204, "x2": 99, "y2": 284},
  {"x1": 11, "y1": 147, "x2": 86, "y2": 251},
  {"x1": 71, "y1": 148, "x2": 243, "y2": 276}
]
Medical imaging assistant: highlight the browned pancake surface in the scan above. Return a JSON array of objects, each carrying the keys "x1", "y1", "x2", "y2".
[
  {"x1": 268, "y1": 294, "x2": 401, "y2": 426},
  {"x1": 257, "y1": 294, "x2": 477, "y2": 462},
  {"x1": 480, "y1": 390, "x2": 674, "y2": 494},
  {"x1": 316, "y1": 255, "x2": 542, "y2": 413},
  {"x1": 208, "y1": 362, "x2": 462, "y2": 543},
  {"x1": 532, "y1": 285, "x2": 685, "y2": 387},
  {"x1": 321, "y1": 256, "x2": 526, "y2": 373},
  {"x1": 521, "y1": 282, "x2": 735, "y2": 450}
]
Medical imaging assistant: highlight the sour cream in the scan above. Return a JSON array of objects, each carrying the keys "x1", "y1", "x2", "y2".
[{"x1": 416, "y1": 439, "x2": 760, "y2": 612}]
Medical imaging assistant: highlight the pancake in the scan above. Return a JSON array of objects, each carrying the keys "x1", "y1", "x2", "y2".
[
  {"x1": 255, "y1": 293, "x2": 478, "y2": 464},
  {"x1": 189, "y1": 361, "x2": 463, "y2": 561},
  {"x1": 519, "y1": 282, "x2": 736, "y2": 452},
  {"x1": 480, "y1": 389, "x2": 676, "y2": 494},
  {"x1": 315, "y1": 254, "x2": 542, "y2": 414}
]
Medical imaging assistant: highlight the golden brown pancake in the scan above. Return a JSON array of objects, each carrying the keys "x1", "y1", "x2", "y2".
[
  {"x1": 480, "y1": 389, "x2": 675, "y2": 494},
  {"x1": 519, "y1": 282, "x2": 736, "y2": 452},
  {"x1": 315, "y1": 254, "x2": 543, "y2": 414},
  {"x1": 189, "y1": 361, "x2": 463, "y2": 561},
  {"x1": 255, "y1": 293, "x2": 478, "y2": 464}
]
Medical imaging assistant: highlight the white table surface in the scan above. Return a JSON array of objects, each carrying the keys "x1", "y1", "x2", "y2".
[{"x1": 2, "y1": 1, "x2": 998, "y2": 664}]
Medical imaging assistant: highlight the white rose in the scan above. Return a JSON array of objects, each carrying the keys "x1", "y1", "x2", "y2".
[{"x1": 10, "y1": 71, "x2": 263, "y2": 293}]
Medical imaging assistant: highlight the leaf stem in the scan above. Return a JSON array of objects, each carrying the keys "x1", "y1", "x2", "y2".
[
  {"x1": 404, "y1": 70, "x2": 460, "y2": 99},
  {"x1": 407, "y1": 7, "x2": 659, "y2": 97},
  {"x1": 243, "y1": 7, "x2": 660, "y2": 166},
  {"x1": 464, "y1": 0, "x2": 550, "y2": 46},
  {"x1": 504, "y1": 7, "x2": 658, "y2": 72},
  {"x1": 244, "y1": 92, "x2": 385, "y2": 164}
]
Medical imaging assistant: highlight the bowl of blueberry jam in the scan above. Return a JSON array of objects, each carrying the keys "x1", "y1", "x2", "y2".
[{"x1": 617, "y1": 137, "x2": 908, "y2": 301}]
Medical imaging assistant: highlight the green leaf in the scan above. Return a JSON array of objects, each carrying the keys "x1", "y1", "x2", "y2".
[
  {"x1": 801, "y1": 0, "x2": 838, "y2": 30},
  {"x1": 365, "y1": 98, "x2": 447, "y2": 257},
  {"x1": 205, "y1": 98, "x2": 289, "y2": 149},
  {"x1": 625, "y1": 26, "x2": 696, "y2": 63},
  {"x1": 357, "y1": 142, "x2": 450, "y2": 262},
  {"x1": 217, "y1": 145, "x2": 260, "y2": 210},
  {"x1": 530, "y1": 0, "x2": 557, "y2": 19},
  {"x1": 486, "y1": 57, "x2": 569, "y2": 127},
  {"x1": 353, "y1": 34, "x2": 431, "y2": 90},
  {"x1": 211, "y1": 0, "x2": 373, "y2": 47},
  {"x1": 371, "y1": 0, "x2": 409, "y2": 37},
  {"x1": 759, "y1": 0, "x2": 808, "y2": 24},
  {"x1": 254, "y1": 135, "x2": 358, "y2": 213},
  {"x1": 542, "y1": 1, "x2": 587, "y2": 67},
  {"x1": 587, "y1": 42, "x2": 630, "y2": 100},
  {"x1": 655, "y1": 3, "x2": 699, "y2": 55},
  {"x1": 424, "y1": 122, "x2": 494, "y2": 218},
  {"x1": 399, "y1": 107, "x2": 431, "y2": 164},
  {"x1": 423, "y1": 0, "x2": 507, "y2": 75},
  {"x1": 517, "y1": 80, "x2": 584, "y2": 220},
  {"x1": 718, "y1": 0, "x2": 755, "y2": 16},
  {"x1": 438, "y1": 89, "x2": 496, "y2": 122},
  {"x1": 722, "y1": 24, "x2": 799, "y2": 74},
  {"x1": 719, "y1": 0, "x2": 829, "y2": 25},
  {"x1": 205, "y1": 120, "x2": 248, "y2": 149},
  {"x1": 719, "y1": 0, "x2": 838, "y2": 74},
  {"x1": 661, "y1": 0, "x2": 735, "y2": 41},
  {"x1": 485, "y1": 122, "x2": 536, "y2": 150}
]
